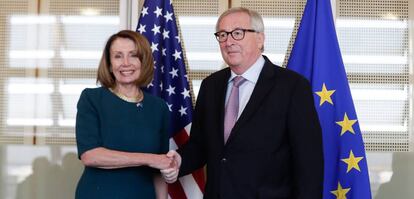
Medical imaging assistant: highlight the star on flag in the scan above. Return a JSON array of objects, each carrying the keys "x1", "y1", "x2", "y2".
[
  {"x1": 315, "y1": 83, "x2": 336, "y2": 106},
  {"x1": 336, "y1": 113, "x2": 357, "y2": 136},
  {"x1": 331, "y1": 182, "x2": 351, "y2": 199},
  {"x1": 341, "y1": 150, "x2": 364, "y2": 173}
]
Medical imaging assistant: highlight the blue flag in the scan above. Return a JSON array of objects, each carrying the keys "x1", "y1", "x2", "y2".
[
  {"x1": 137, "y1": 0, "x2": 204, "y2": 198},
  {"x1": 286, "y1": 0, "x2": 372, "y2": 198}
]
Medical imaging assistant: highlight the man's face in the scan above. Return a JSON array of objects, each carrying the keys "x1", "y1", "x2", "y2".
[{"x1": 217, "y1": 12, "x2": 264, "y2": 74}]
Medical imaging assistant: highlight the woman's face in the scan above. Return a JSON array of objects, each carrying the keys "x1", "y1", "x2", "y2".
[{"x1": 110, "y1": 38, "x2": 141, "y2": 87}]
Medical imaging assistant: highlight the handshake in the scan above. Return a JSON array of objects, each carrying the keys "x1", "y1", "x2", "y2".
[{"x1": 155, "y1": 150, "x2": 181, "y2": 183}]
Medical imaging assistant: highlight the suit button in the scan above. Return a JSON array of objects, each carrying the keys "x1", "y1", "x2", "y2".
[{"x1": 221, "y1": 158, "x2": 227, "y2": 163}]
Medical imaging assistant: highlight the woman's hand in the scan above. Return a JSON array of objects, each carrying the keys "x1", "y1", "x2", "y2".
[
  {"x1": 160, "y1": 150, "x2": 181, "y2": 183},
  {"x1": 148, "y1": 154, "x2": 174, "y2": 170}
]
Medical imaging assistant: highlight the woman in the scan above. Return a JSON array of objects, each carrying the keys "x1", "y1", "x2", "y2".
[{"x1": 75, "y1": 30, "x2": 171, "y2": 199}]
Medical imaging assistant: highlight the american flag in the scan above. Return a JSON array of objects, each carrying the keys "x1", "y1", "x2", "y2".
[{"x1": 137, "y1": 0, "x2": 205, "y2": 198}]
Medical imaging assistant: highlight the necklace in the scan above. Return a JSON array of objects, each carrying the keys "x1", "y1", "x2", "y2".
[{"x1": 109, "y1": 88, "x2": 143, "y2": 103}]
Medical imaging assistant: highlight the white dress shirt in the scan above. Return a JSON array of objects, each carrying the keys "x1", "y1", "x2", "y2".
[{"x1": 225, "y1": 56, "x2": 265, "y2": 119}]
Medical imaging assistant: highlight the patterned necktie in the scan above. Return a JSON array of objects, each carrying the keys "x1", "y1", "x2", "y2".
[{"x1": 224, "y1": 76, "x2": 247, "y2": 143}]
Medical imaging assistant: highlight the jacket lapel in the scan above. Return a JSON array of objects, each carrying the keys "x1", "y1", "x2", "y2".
[
  {"x1": 218, "y1": 69, "x2": 231, "y2": 144},
  {"x1": 226, "y1": 56, "x2": 277, "y2": 143}
]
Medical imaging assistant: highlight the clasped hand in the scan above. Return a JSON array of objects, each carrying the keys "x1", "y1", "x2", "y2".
[{"x1": 160, "y1": 150, "x2": 181, "y2": 183}]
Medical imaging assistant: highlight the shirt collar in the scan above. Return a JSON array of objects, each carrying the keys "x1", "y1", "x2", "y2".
[{"x1": 229, "y1": 56, "x2": 265, "y2": 84}]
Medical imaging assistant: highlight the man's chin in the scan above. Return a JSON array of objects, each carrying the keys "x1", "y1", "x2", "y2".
[{"x1": 224, "y1": 57, "x2": 241, "y2": 66}]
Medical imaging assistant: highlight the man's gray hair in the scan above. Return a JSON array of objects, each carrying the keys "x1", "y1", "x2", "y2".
[
  {"x1": 215, "y1": 7, "x2": 265, "y2": 51},
  {"x1": 215, "y1": 7, "x2": 264, "y2": 33}
]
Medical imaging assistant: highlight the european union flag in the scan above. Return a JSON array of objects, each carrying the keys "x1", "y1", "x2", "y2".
[
  {"x1": 287, "y1": 0, "x2": 372, "y2": 198},
  {"x1": 137, "y1": 0, "x2": 205, "y2": 198}
]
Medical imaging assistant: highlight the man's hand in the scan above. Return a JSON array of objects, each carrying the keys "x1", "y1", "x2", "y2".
[{"x1": 160, "y1": 150, "x2": 181, "y2": 183}]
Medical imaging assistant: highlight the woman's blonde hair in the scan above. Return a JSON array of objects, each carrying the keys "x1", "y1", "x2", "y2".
[{"x1": 97, "y1": 30, "x2": 154, "y2": 88}]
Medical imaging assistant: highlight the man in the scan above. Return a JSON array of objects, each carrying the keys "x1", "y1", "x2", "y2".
[{"x1": 162, "y1": 7, "x2": 323, "y2": 199}]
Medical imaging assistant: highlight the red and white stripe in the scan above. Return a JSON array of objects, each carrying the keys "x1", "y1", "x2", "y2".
[{"x1": 168, "y1": 124, "x2": 205, "y2": 199}]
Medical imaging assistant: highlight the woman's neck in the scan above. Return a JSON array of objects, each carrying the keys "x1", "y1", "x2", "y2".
[
  {"x1": 114, "y1": 84, "x2": 139, "y2": 98},
  {"x1": 111, "y1": 84, "x2": 143, "y2": 103}
]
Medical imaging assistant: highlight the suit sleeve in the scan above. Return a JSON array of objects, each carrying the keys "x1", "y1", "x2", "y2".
[
  {"x1": 177, "y1": 79, "x2": 208, "y2": 176},
  {"x1": 287, "y1": 77, "x2": 324, "y2": 198}
]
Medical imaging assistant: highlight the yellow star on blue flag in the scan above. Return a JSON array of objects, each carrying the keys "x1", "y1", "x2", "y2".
[
  {"x1": 315, "y1": 83, "x2": 336, "y2": 106},
  {"x1": 331, "y1": 182, "x2": 351, "y2": 199},
  {"x1": 336, "y1": 113, "x2": 357, "y2": 136},
  {"x1": 341, "y1": 150, "x2": 364, "y2": 173}
]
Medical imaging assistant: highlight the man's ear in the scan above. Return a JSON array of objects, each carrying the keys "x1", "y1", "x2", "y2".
[{"x1": 256, "y1": 32, "x2": 265, "y2": 51}]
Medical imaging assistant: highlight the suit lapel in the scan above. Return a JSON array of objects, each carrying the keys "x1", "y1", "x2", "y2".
[
  {"x1": 217, "y1": 69, "x2": 231, "y2": 145},
  {"x1": 227, "y1": 57, "x2": 277, "y2": 143}
]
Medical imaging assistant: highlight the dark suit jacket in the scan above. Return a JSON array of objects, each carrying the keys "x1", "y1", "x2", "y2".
[{"x1": 178, "y1": 56, "x2": 323, "y2": 199}]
